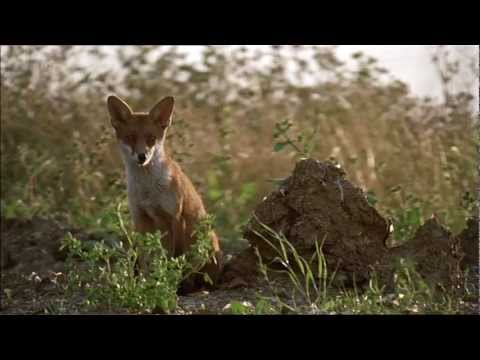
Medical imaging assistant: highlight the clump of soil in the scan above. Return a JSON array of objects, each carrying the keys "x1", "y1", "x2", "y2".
[
  {"x1": 230, "y1": 159, "x2": 390, "y2": 286},
  {"x1": 379, "y1": 217, "x2": 461, "y2": 289},
  {"x1": 379, "y1": 214, "x2": 478, "y2": 300},
  {"x1": 220, "y1": 248, "x2": 260, "y2": 289},
  {"x1": 453, "y1": 214, "x2": 479, "y2": 303},
  {"x1": 455, "y1": 215, "x2": 479, "y2": 268}
]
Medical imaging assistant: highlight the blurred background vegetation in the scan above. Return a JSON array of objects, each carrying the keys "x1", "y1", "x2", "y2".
[{"x1": 1, "y1": 45, "x2": 477, "y2": 251}]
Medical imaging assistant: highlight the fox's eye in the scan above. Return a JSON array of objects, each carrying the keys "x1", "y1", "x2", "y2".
[
  {"x1": 125, "y1": 135, "x2": 136, "y2": 143},
  {"x1": 147, "y1": 135, "x2": 156, "y2": 144}
]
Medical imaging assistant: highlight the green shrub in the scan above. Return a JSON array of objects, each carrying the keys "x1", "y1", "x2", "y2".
[{"x1": 61, "y1": 202, "x2": 217, "y2": 314}]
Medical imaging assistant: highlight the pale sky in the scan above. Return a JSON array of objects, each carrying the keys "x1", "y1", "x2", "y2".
[
  {"x1": 180, "y1": 45, "x2": 478, "y2": 105},
  {"x1": 25, "y1": 45, "x2": 480, "y2": 107},
  {"x1": 337, "y1": 45, "x2": 441, "y2": 98},
  {"x1": 149, "y1": 45, "x2": 478, "y2": 103}
]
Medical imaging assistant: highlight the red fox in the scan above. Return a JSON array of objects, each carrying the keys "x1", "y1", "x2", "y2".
[{"x1": 107, "y1": 95, "x2": 222, "y2": 293}]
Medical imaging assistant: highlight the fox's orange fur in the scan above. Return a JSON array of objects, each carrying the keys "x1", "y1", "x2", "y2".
[{"x1": 107, "y1": 95, "x2": 222, "y2": 292}]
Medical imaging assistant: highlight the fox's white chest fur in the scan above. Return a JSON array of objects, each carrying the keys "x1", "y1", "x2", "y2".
[{"x1": 122, "y1": 150, "x2": 177, "y2": 219}]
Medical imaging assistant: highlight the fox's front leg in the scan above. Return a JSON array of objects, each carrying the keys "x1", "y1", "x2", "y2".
[
  {"x1": 133, "y1": 213, "x2": 156, "y2": 234},
  {"x1": 131, "y1": 208, "x2": 156, "y2": 273},
  {"x1": 171, "y1": 199, "x2": 186, "y2": 257},
  {"x1": 172, "y1": 217, "x2": 187, "y2": 257}
]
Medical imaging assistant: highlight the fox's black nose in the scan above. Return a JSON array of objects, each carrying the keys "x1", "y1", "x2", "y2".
[{"x1": 137, "y1": 153, "x2": 146, "y2": 163}]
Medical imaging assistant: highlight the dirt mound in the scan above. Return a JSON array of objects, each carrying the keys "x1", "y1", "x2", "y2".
[
  {"x1": 2, "y1": 217, "x2": 71, "y2": 274},
  {"x1": 219, "y1": 248, "x2": 260, "y2": 288},
  {"x1": 453, "y1": 214, "x2": 479, "y2": 302},
  {"x1": 1, "y1": 217, "x2": 120, "y2": 272},
  {"x1": 380, "y1": 217, "x2": 459, "y2": 288},
  {"x1": 381, "y1": 215, "x2": 478, "y2": 292},
  {"x1": 240, "y1": 159, "x2": 390, "y2": 284},
  {"x1": 455, "y1": 215, "x2": 479, "y2": 268}
]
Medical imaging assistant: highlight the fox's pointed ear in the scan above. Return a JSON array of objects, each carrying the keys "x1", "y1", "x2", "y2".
[
  {"x1": 149, "y1": 96, "x2": 174, "y2": 128},
  {"x1": 107, "y1": 95, "x2": 132, "y2": 128}
]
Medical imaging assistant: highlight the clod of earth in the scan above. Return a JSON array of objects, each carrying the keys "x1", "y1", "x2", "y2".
[
  {"x1": 455, "y1": 216, "x2": 479, "y2": 268},
  {"x1": 381, "y1": 217, "x2": 464, "y2": 290},
  {"x1": 220, "y1": 158, "x2": 478, "y2": 291},
  {"x1": 231, "y1": 159, "x2": 390, "y2": 287}
]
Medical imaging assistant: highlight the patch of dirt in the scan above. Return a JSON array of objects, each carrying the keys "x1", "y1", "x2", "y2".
[
  {"x1": 1, "y1": 217, "x2": 78, "y2": 313},
  {"x1": 177, "y1": 283, "x2": 267, "y2": 314},
  {"x1": 0, "y1": 217, "x2": 132, "y2": 314}
]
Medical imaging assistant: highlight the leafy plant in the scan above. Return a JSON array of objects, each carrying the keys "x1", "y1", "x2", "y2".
[
  {"x1": 273, "y1": 118, "x2": 318, "y2": 158},
  {"x1": 61, "y1": 202, "x2": 217, "y2": 314}
]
